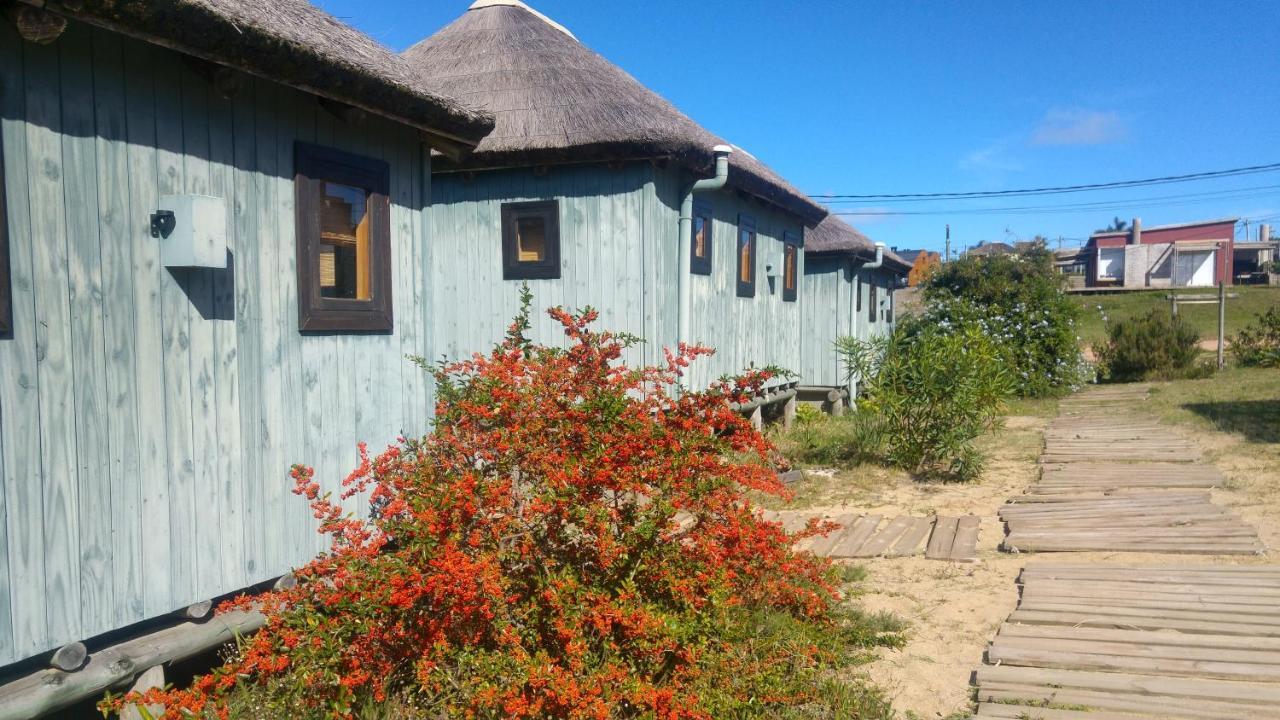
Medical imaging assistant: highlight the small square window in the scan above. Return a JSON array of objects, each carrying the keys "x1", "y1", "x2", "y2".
[
  {"x1": 295, "y1": 142, "x2": 393, "y2": 333},
  {"x1": 868, "y1": 282, "x2": 878, "y2": 323},
  {"x1": 502, "y1": 200, "x2": 560, "y2": 280},
  {"x1": 0, "y1": 137, "x2": 10, "y2": 337},
  {"x1": 690, "y1": 200, "x2": 712, "y2": 275},
  {"x1": 736, "y1": 214, "x2": 756, "y2": 298},
  {"x1": 782, "y1": 233, "x2": 798, "y2": 302}
]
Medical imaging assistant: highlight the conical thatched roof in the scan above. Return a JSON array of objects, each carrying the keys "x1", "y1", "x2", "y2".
[
  {"x1": 42, "y1": 0, "x2": 494, "y2": 145},
  {"x1": 403, "y1": 0, "x2": 826, "y2": 224},
  {"x1": 806, "y1": 215, "x2": 910, "y2": 273}
]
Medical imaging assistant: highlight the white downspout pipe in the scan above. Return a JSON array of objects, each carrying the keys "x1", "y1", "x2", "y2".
[
  {"x1": 862, "y1": 242, "x2": 886, "y2": 269},
  {"x1": 677, "y1": 145, "x2": 733, "y2": 386}
]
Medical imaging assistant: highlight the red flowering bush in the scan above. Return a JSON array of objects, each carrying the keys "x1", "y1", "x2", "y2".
[{"x1": 101, "y1": 294, "x2": 899, "y2": 719}]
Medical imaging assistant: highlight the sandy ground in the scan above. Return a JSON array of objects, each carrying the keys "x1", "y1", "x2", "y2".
[{"x1": 783, "y1": 401, "x2": 1280, "y2": 719}]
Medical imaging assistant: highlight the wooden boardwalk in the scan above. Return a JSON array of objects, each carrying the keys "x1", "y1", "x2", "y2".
[
  {"x1": 973, "y1": 563, "x2": 1280, "y2": 719},
  {"x1": 1002, "y1": 386, "x2": 1263, "y2": 555},
  {"x1": 765, "y1": 511, "x2": 979, "y2": 561}
]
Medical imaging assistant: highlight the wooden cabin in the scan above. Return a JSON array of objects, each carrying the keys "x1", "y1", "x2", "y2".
[
  {"x1": 799, "y1": 216, "x2": 909, "y2": 405},
  {"x1": 0, "y1": 0, "x2": 492, "y2": 681},
  {"x1": 402, "y1": 0, "x2": 828, "y2": 392}
]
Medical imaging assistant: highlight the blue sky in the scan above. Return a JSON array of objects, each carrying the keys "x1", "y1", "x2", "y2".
[{"x1": 317, "y1": 0, "x2": 1280, "y2": 253}]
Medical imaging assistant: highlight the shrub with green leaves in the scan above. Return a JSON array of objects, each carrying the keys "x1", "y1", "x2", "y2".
[
  {"x1": 1231, "y1": 306, "x2": 1280, "y2": 368},
  {"x1": 1095, "y1": 308, "x2": 1201, "y2": 381},
  {"x1": 924, "y1": 250, "x2": 1088, "y2": 396},
  {"x1": 839, "y1": 318, "x2": 1013, "y2": 481}
]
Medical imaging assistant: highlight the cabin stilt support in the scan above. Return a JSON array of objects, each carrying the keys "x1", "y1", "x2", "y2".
[
  {"x1": 782, "y1": 395, "x2": 797, "y2": 431},
  {"x1": 749, "y1": 406, "x2": 763, "y2": 431}
]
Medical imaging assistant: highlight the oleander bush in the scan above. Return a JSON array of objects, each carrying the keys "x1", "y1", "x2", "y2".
[
  {"x1": 923, "y1": 250, "x2": 1089, "y2": 396},
  {"x1": 101, "y1": 294, "x2": 901, "y2": 720},
  {"x1": 1095, "y1": 308, "x2": 1202, "y2": 381},
  {"x1": 1231, "y1": 306, "x2": 1280, "y2": 368},
  {"x1": 839, "y1": 317, "x2": 1013, "y2": 481}
]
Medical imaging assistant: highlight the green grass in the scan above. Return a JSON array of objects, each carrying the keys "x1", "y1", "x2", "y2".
[
  {"x1": 1073, "y1": 286, "x2": 1280, "y2": 347},
  {"x1": 1142, "y1": 366, "x2": 1280, "y2": 444}
]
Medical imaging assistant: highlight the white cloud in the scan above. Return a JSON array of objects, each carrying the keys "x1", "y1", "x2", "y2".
[
  {"x1": 960, "y1": 141, "x2": 1022, "y2": 173},
  {"x1": 1031, "y1": 108, "x2": 1128, "y2": 146}
]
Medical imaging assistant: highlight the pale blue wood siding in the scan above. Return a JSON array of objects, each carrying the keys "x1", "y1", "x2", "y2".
[
  {"x1": 797, "y1": 257, "x2": 900, "y2": 392},
  {"x1": 428, "y1": 164, "x2": 808, "y2": 391},
  {"x1": 428, "y1": 164, "x2": 669, "y2": 371},
  {"x1": 650, "y1": 167, "x2": 806, "y2": 390},
  {"x1": 0, "y1": 24, "x2": 432, "y2": 665}
]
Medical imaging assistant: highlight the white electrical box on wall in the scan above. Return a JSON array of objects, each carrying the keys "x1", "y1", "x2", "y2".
[{"x1": 154, "y1": 194, "x2": 228, "y2": 269}]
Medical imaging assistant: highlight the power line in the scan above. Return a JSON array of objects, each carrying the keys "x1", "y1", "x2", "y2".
[
  {"x1": 831, "y1": 184, "x2": 1280, "y2": 217},
  {"x1": 811, "y1": 162, "x2": 1280, "y2": 201}
]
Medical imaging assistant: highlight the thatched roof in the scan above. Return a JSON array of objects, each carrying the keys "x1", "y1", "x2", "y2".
[
  {"x1": 805, "y1": 215, "x2": 910, "y2": 273},
  {"x1": 402, "y1": 0, "x2": 827, "y2": 224},
  {"x1": 40, "y1": 0, "x2": 494, "y2": 145}
]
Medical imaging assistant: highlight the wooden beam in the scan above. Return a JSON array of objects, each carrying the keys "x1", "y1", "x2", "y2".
[
  {"x1": 49, "y1": 642, "x2": 87, "y2": 672},
  {"x1": 0, "y1": 608, "x2": 265, "y2": 720},
  {"x1": 423, "y1": 129, "x2": 473, "y2": 162}
]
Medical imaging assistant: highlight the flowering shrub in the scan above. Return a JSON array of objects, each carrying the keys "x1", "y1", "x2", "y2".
[
  {"x1": 1231, "y1": 306, "x2": 1280, "y2": 368},
  {"x1": 839, "y1": 317, "x2": 1012, "y2": 481},
  {"x1": 1095, "y1": 308, "x2": 1202, "y2": 381},
  {"x1": 101, "y1": 294, "x2": 899, "y2": 720},
  {"x1": 924, "y1": 250, "x2": 1089, "y2": 396}
]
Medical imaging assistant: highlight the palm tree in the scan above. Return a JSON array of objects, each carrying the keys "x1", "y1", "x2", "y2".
[{"x1": 1099, "y1": 217, "x2": 1129, "y2": 233}]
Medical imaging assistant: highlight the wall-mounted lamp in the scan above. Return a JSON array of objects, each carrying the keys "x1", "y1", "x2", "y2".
[{"x1": 154, "y1": 195, "x2": 228, "y2": 269}]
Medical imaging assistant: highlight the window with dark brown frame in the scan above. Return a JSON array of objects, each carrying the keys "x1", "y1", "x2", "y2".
[
  {"x1": 886, "y1": 287, "x2": 895, "y2": 324},
  {"x1": 782, "y1": 233, "x2": 798, "y2": 302},
  {"x1": 295, "y1": 142, "x2": 393, "y2": 333},
  {"x1": 690, "y1": 199, "x2": 712, "y2": 275},
  {"x1": 1, "y1": 134, "x2": 14, "y2": 337},
  {"x1": 855, "y1": 275, "x2": 862, "y2": 313},
  {"x1": 868, "y1": 281, "x2": 878, "y2": 323},
  {"x1": 736, "y1": 214, "x2": 756, "y2": 297},
  {"x1": 502, "y1": 200, "x2": 560, "y2": 280}
]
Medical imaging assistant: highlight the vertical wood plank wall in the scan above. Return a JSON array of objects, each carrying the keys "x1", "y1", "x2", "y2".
[
  {"x1": 0, "y1": 25, "x2": 432, "y2": 665},
  {"x1": 428, "y1": 164, "x2": 661, "y2": 370},
  {"x1": 797, "y1": 257, "x2": 899, "y2": 391},
  {"x1": 428, "y1": 164, "x2": 811, "y2": 391}
]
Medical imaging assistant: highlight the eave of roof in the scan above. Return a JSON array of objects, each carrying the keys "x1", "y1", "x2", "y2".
[{"x1": 40, "y1": 0, "x2": 495, "y2": 146}]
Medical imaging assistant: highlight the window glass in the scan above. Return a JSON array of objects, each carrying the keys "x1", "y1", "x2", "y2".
[
  {"x1": 294, "y1": 142, "x2": 392, "y2": 333},
  {"x1": 690, "y1": 201, "x2": 712, "y2": 275},
  {"x1": 319, "y1": 182, "x2": 370, "y2": 300},
  {"x1": 517, "y1": 216, "x2": 547, "y2": 262},
  {"x1": 869, "y1": 282, "x2": 878, "y2": 323},
  {"x1": 502, "y1": 200, "x2": 560, "y2": 280},
  {"x1": 736, "y1": 216, "x2": 756, "y2": 297},
  {"x1": 782, "y1": 239, "x2": 798, "y2": 302}
]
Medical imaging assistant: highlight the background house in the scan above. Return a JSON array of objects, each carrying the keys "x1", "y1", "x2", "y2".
[
  {"x1": 894, "y1": 248, "x2": 942, "y2": 286},
  {"x1": 0, "y1": 0, "x2": 491, "y2": 676},
  {"x1": 1085, "y1": 217, "x2": 1236, "y2": 288},
  {"x1": 403, "y1": 0, "x2": 827, "y2": 392},
  {"x1": 799, "y1": 216, "x2": 909, "y2": 406}
]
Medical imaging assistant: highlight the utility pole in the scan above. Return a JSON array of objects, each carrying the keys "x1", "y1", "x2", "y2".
[{"x1": 945, "y1": 224, "x2": 951, "y2": 262}]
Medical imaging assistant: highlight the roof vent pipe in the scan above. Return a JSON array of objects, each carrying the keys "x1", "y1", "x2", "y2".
[
  {"x1": 862, "y1": 242, "x2": 886, "y2": 269},
  {"x1": 1130, "y1": 217, "x2": 1142, "y2": 245},
  {"x1": 676, "y1": 145, "x2": 733, "y2": 387}
]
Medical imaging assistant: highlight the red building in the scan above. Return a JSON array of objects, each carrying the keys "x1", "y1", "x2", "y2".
[{"x1": 1086, "y1": 218, "x2": 1236, "y2": 288}]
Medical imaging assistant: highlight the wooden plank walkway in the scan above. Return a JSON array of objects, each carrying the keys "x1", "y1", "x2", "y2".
[
  {"x1": 1002, "y1": 385, "x2": 1263, "y2": 555},
  {"x1": 973, "y1": 563, "x2": 1280, "y2": 719},
  {"x1": 764, "y1": 511, "x2": 979, "y2": 561}
]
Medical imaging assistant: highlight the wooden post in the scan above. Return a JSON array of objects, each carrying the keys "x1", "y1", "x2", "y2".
[
  {"x1": 782, "y1": 395, "x2": 796, "y2": 431},
  {"x1": 49, "y1": 642, "x2": 87, "y2": 672},
  {"x1": 1218, "y1": 280, "x2": 1226, "y2": 370},
  {"x1": 831, "y1": 395, "x2": 845, "y2": 417},
  {"x1": 1169, "y1": 294, "x2": 1178, "y2": 317},
  {"x1": 749, "y1": 406, "x2": 763, "y2": 431}
]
